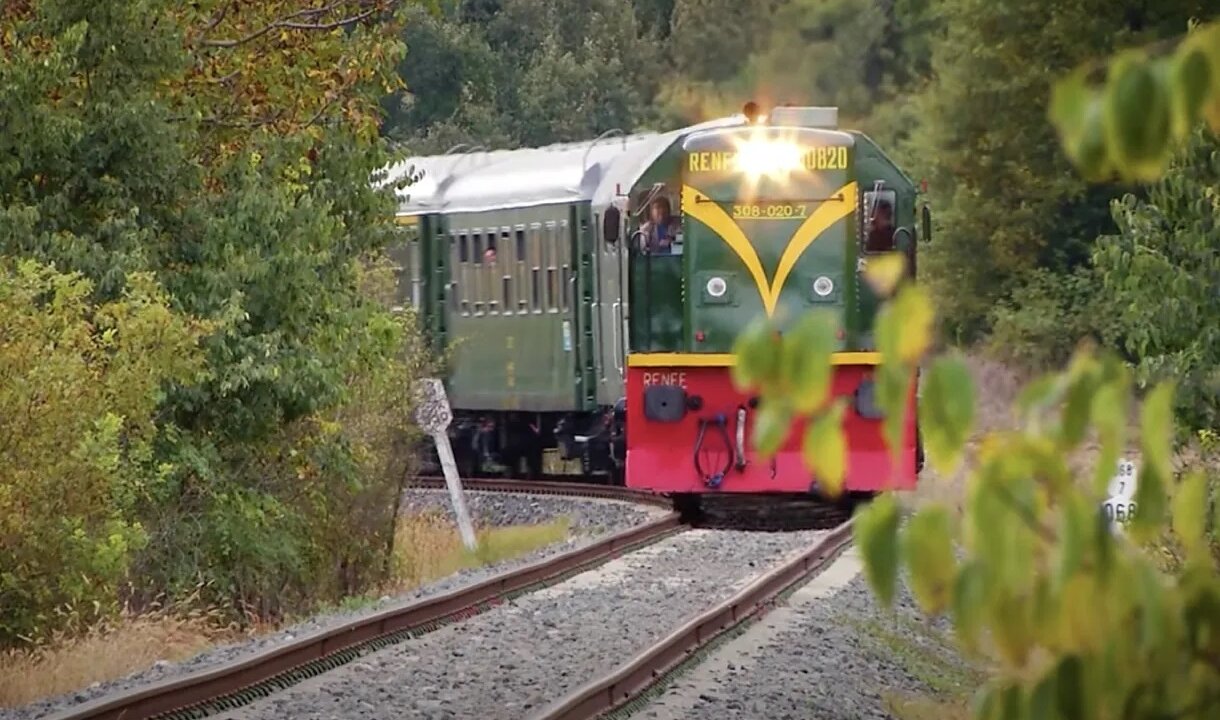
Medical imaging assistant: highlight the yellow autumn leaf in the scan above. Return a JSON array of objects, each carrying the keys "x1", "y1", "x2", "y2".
[
  {"x1": 802, "y1": 400, "x2": 848, "y2": 496},
  {"x1": 892, "y1": 285, "x2": 935, "y2": 363},
  {"x1": 862, "y1": 252, "x2": 907, "y2": 298}
]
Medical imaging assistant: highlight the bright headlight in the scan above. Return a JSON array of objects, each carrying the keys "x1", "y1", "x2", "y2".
[
  {"x1": 706, "y1": 276, "x2": 728, "y2": 298},
  {"x1": 733, "y1": 139, "x2": 804, "y2": 179},
  {"x1": 813, "y1": 276, "x2": 834, "y2": 297}
]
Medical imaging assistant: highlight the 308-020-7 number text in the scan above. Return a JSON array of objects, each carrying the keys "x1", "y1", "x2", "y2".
[{"x1": 730, "y1": 203, "x2": 809, "y2": 220}]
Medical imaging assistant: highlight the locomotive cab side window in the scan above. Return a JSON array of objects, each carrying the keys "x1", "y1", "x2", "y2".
[
  {"x1": 862, "y1": 189, "x2": 898, "y2": 254},
  {"x1": 633, "y1": 182, "x2": 682, "y2": 256}
]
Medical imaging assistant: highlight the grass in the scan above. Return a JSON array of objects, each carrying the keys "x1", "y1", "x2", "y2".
[
  {"x1": 392, "y1": 510, "x2": 571, "y2": 589},
  {"x1": 0, "y1": 512, "x2": 571, "y2": 709},
  {"x1": 0, "y1": 607, "x2": 244, "y2": 708},
  {"x1": 883, "y1": 693, "x2": 973, "y2": 720}
]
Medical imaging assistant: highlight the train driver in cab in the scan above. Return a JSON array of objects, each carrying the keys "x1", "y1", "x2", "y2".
[
  {"x1": 639, "y1": 195, "x2": 682, "y2": 255},
  {"x1": 865, "y1": 198, "x2": 895, "y2": 253}
]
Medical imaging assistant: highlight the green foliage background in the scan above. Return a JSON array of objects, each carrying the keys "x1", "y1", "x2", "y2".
[
  {"x1": 1, "y1": 0, "x2": 429, "y2": 645},
  {"x1": 4, "y1": 0, "x2": 1219, "y2": 681}
]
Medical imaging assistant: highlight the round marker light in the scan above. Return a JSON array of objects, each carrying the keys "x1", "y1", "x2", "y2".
[
  {"x1": 813, "y1": 276, "x2": 834, "y2": 297},
  {"x1": 706, "y1": 276, "x2": 728, "y2": 298}
]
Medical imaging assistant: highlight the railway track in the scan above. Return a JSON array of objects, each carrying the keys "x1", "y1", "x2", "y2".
[
  {"x1": 43, "y1": 479, "x2": 679, "y2": 720},
  {"x1": 529, "y1": 519, "x2": 855, "y2": 720},
  {"x1": 41, "y1": 478, "x2": 859, "y2": 720}
]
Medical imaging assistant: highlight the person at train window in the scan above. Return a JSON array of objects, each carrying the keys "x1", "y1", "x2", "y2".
[
  {"x1": 865, "y1": 198, "x2": 895, "y2": 253},
  {"x1": 484, "y1": 247, "x2": 497, "y2": 263},
  {"x1": 639, "y1": 195, "x2": 681, "y2": 254}
]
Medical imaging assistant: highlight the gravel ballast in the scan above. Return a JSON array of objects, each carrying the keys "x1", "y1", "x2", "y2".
[
  {"x1": 9, "y1": 490, "x2": 665, "y2": 720},
  {"x1": 221, "y1": 528, "x2": 832, "y2": 720},
  {"x1": 633, "y1": 547, "x2": 980, "y2": 720}
]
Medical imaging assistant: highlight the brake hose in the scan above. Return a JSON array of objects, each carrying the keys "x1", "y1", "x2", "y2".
[{"x1": 693, "y1": 414, "x2": 734, "y2": 488}]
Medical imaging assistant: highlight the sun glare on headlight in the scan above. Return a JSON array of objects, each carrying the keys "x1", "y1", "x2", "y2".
[{"x1": 731, "y1": 138, "x2": 804, "y2": 181}]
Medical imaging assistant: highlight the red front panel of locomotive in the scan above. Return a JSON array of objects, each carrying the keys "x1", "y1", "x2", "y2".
[{"x1": 624, "y1": 363, "x2": 917, "y2": 494}]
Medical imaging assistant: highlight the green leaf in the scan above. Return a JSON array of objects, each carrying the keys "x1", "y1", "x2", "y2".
[
  {"x1": 952, "y1": 559, "x2": 987, "y2": 650},
  {"x1": 1075, "y1": 95, "x2": 1114, "y2": 182},
  {"x1": 731, "y1": 318, "x2": 780, "y2": 391},
  {"x1": 752, "y1": 402, "x2": 792, "y2": 458},
  {"x1": 1171, "y1": 470, "x2": 1209, "y2": 561},
  {"x1": 1135, "y1": 560, "x2": 1168, "y2": 653},
  {"x1": 1056, "y1": 493, "x2": 1092, "y2": 588},
  {"x1": 801, "y1": 400, "x2": 847, "y2": 496},
  {"x1": 778, "y1": 311, "x2": 836, "y2": 413},
  {"x1": 917, "y1": 355, "x2": 975, "y2": 476},
  {"x1": 854, "y1": 493, "x2": 901, "y2": 607},
  {"x1": 1060, "y1": 363, "x2": 1099, "y2": 450},
  {"x1": 1103, "y1": 51, "x2": 1173, "y2": 181},
  {"x1": 888, "y1": 285, "x2": 935, "y2": 364},
  {"x1": 1131, "y1": 382, "x2": 1175, "y2": 537},
  {"x1": 1049, "y1": 67, "x2": 1091, "y2": 152},
  {"x1": 1090, "y1": 382, "x2": 1126, "y2": 496},
  {"x1": 1029, "y1": 669, "x2": 1061, "y2": 720},
  {"x1": 1054, "y1": 655, "x2": 1087, "y2": 720},
  {"x1": 1169, "y1": 45, "x2": 1212, "y2": 139},
  {"x1": 974, "y1": 681, "x2": 1030, "y2": 720},
  {"x1": 1140, "y1": 381, "x2": 1176, "y2": 478},
  {"x1": 902, "y1": 506, "x2": 956, "y2": 615}
]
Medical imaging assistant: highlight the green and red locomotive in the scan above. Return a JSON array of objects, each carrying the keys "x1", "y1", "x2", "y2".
[{"x1": 385, "y1": 105, "x2": 928, "y2": 497}]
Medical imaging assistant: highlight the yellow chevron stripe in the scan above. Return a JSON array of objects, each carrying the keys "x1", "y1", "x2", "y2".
[
  {"x1": 680, "y1": 184, "x2": 770, "y2": 309},
  {"x1": 680, "y1": 181, "x2": 858, "y2": 316}
]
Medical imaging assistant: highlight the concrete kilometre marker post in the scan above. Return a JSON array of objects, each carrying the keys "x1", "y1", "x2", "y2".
[
  {"x1": 414, "y1": 378, "x2": 477, "y2": 551},
  {"x1": 1102, "y1": 457, "x2": 1139, "y2": 533}
]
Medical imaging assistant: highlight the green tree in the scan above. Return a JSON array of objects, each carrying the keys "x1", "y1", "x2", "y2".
[
  {"x1": 1, "y1": 0, "x2": 428, "y2": 642},
  {"x1": 732, "y1": 0, "x2": 892, "y2": 119},
  {"x1": 913, "y1": 0, "x2": 1212, "y2": 342},
  {"x1": 669, "y1": 0, "x2": 773, "y2": 84},
  {"x1": 1091, "y1": 127, "x2": 1220, "y2": 432},
  {"x1": 384, "y1": 0, "x2": 659, "y2": 151}
]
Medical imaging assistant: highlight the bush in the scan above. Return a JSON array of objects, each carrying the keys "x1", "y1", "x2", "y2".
[
  {"x1": 0, "y1": 261, "x2": 204, "y2": 643},
  {"x1": 986, "y1": 267, "x2": 1114, "y2": 372},
  {"x1": 128, "y1": 253, "x2": 432, "y2": 622},
  {"x1": 1089, "y1": 128, "x2": 1220, "y2": 433}
]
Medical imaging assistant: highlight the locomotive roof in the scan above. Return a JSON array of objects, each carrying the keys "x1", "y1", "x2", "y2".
[{"x1": 383, "y1": 116, "x2": 746, "y2": 216}]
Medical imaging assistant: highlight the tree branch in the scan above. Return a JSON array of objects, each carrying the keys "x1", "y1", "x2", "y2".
[
  {"x1": 301, "y1": 95, "x2": 340, "y2": 129},
  {"x1": 201, "y1": 1, "x2": 234, "y2": 34},
  {"x1": 994, "y1": 481, "x2": 1059, "y2": 544},
  {"x1": 200, "y1": 2, "x2": 378, "y2": 48}
]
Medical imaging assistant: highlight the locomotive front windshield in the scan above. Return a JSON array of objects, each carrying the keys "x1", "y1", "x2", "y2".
[{"x1": 676, "y1": 127, "x2": 857, "y2": 348}]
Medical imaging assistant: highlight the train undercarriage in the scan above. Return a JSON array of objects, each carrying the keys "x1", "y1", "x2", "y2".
[{"x1": 418, "y1": 407, "x2": 626, "y2": 483}]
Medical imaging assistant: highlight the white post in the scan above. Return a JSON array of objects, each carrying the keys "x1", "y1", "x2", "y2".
[
  {"x1": 414, "y1": 379, "x2": 478, "y2": 551},
  {"x1": 1102, "y1": 457, "x2": 1139, "y2": 534}
]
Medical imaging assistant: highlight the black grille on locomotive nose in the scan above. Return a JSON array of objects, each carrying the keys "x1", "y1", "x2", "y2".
[{"x1": 643, "y1": 384, "x2": 687, "y2": 423}]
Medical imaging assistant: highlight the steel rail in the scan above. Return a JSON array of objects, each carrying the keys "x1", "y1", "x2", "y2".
[
  {"x1": 48, "y1": 482, "x2": 681, "y2": 720},
  {"x1": 528, "y1": 518, "x2": 856, "y2": 720},
  {"x1": 408, "y1": 476, "x2": 675, "y2": 508}
]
